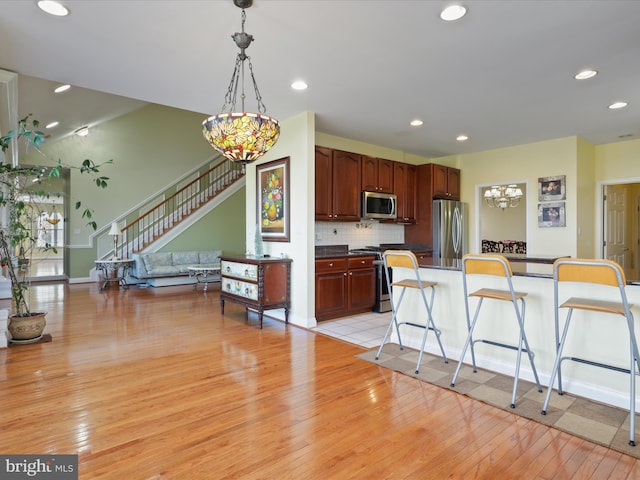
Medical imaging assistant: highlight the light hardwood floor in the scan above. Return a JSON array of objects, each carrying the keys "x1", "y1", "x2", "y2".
[{"x1": 1, "y1": 282, "x2": 640, "y2": 479}]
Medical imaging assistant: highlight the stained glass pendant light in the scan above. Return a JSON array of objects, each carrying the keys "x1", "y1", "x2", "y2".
[{"x1": 202, "y1": 0, "x2": 280, "y2": 164}]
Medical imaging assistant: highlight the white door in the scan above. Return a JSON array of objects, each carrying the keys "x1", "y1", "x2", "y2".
[{"x1": 604, "y1": 184, "x2": 630, "y2": 270}]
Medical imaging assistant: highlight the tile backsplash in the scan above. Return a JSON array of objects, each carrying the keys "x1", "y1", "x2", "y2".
[{"x1": 315, "y1": 221, "x2": 404, "y2": 249}]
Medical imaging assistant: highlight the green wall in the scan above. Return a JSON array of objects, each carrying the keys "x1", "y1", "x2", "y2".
[
  {"x1": 160, "y1": 187, "x2": 246, "y2": 255},
  {"x1": 22, "y1": 103, "x2": 246, "y2": 278}
]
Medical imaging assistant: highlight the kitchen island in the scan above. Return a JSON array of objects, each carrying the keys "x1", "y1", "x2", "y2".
[{"x1": 385, "y1": 256, "x2": 640, "y2": 410}]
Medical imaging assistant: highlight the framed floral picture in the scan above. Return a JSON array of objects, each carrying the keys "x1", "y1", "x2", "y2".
[
  {"x1": 538, "y1": 202, "x2": 566, "y2": 228},
  {"x1": 538, "y1": 175, "x2": 566, "y2": 201},
  {"x1": 257, "y1": 157, "x2": 290, "y2": 242}
]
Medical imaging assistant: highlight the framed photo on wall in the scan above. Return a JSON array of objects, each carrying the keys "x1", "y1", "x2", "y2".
[
  {"x1": 538, "y1": 202, "x2": 565, "y2": 228},
  {"x1": 257, "y1": 156, "x2": 290, "y2": 242},
  {"x1": 538, "y1": 175, "x2": 566, "y2": 201}
]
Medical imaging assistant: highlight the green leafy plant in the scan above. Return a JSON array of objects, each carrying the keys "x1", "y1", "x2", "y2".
[{"x1": 0, "y1": 115, "x2": 112, "y2": 317}]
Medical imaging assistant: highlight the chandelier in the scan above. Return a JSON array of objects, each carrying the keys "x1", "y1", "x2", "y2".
[
  {"x1": 483, "y1": 184, "x2": 523, "y2": 210},
  {"x1": 45, "y1": 205, "x2": 63, "y2": 225},
  {"x1": 202, "y1": 0, "x2": 280, "y2": 165}
]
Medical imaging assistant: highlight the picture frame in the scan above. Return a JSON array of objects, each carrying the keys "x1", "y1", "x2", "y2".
[
  {"x1": 257, "y1": 156, "x2": 290, "y2": 242},
  {"x1": 538, "y1": 202, "x2": 566, "y2": 228},
  {"x1": 538, "y1": 175, "x2": 566, "y2": 201}
]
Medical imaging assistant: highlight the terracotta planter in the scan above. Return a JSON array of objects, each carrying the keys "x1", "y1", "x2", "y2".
[{"x1": 8, "y1": 312, "x2": 47, "y2": 343}]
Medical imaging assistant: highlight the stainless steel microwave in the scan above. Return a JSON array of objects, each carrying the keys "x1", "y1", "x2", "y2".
[{"x1": 361, "y1": 191, "x2": 397, "y2": 220}]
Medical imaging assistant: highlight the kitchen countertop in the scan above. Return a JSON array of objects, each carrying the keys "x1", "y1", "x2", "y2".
[
  {"x1": 315, "y1": 244, "x2": 432, "y2": 259},
  {"x1": 315, "y1": 245, "x2": 376, "y2": 259},
  {"x1": 417, "y1": 254, "x2": 571, "y2": 279}
]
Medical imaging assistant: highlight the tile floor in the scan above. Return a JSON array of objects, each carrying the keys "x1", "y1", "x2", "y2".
[{"x1": 312, "y1": 311, "x2": 391, "y2": 348}]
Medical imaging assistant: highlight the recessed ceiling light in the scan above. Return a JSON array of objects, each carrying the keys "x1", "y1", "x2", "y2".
[
  {"x1": 74, "y1": 126, "x2": 89, "y2": 137},
  {"x1": 440, "y1": 5, "x2": 467, "y2": 21},
  {"x1": 291, "y1": 80, "x2": 308, "y2": 91},
  {"x1": 456, "y1": 135, "x2": 468, "y2": 142},
  {"x1": 45, "y1": 121, "x2": 59, "y2": 129},
  {"x1": 609, "y1": 102, "x2": 628, "y2": 110},
  {"x1": 574, "y1": 69, "x2": 597, "y2": 80},
  {"x1": 37, "y1": 0, "x2": 70, "y2": 16},
  {"x1": 54, "y1": 84, "x2": 71, "y2": 93},
  {"x1": 410, "y1": 119, "x2": 424, "y2": 127}
]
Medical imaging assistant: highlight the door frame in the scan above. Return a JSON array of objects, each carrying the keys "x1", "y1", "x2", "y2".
[{"x1": 596, "y1": 177, "x2": 640, "y2": 260}]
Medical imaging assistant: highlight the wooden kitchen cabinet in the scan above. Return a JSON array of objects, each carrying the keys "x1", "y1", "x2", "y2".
[
  {"x1": 315, "y1": 255, "x2": 375, "y2": 321},
  {"x1": 404, "y1": 163, "x2": 461, "y2": 245},
  {"x1": 315, "y1": 257, "x2": 348, "y2": 320},
  {"x1": 220, "y1": 255, "x2": 292, "y2": 329},
  {"x1": 393, "y1": 162, "x2": 417, "y2": 224},
  {"x1": 361, "y1": 156, "x2": 394, "y2": 193},
  {"x1": 315, "y1": 147, "x2": 361, "y2": 221},
  {"x1": 432, "y1": 164, "x2": 461, "y2": 200}
]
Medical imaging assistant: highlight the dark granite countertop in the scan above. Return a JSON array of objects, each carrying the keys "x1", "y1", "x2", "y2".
[
  {"x1": 315, "y1": 245, "x2": 377, "y2": 260},
  {"x1": 417, "y1": 255, "x2": 571, "y2": 279}
]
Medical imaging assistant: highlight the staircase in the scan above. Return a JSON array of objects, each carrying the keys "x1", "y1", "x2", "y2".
[{"x1": 110, "y1": 159, "x2": 244, "y2": 259}]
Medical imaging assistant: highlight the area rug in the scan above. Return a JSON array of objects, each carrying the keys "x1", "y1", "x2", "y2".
[{"x1": 357, "y1": 343, "x2": 640, "y2": 459}]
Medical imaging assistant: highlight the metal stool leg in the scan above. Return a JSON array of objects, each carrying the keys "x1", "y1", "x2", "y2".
[
  {"x1": 376, "y1": 287, "x2": 406, "y2": 360},
  {"x1": 413, "y1": 284, "x2": 447, "y2": 373},
  {"x1": 542, "y1": 310, "x2": 574, "y2": 415},
  {"x1": 451, "y1": 298, "x2": 484, "y2": 387}
]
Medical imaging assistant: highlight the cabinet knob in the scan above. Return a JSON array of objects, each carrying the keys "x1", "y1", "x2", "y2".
[
  {"x1": 344, "y1": 273, "x2": 347, "y2": 276},
  {"x1": 328, "y1": 262, "x2": 333, "y2": 267}
]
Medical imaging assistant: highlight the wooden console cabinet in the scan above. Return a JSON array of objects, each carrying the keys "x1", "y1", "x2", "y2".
[{"x1": 220, "y1": 255, "x2": 292, "y2": 329}]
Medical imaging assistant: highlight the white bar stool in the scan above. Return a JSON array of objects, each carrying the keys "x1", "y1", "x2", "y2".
[
  {"x1": 451, "y1": 253, "x2": 542, "y2": 408},
  {"x1": 541, "y1": 258, "x2": 640, "y2": 446},
  {"x1": 375, "y1": 250, "x2": 448, "y2": 373}
]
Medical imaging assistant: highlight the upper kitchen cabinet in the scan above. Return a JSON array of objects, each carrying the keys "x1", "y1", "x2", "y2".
[
  {"x1": 404, "y1": 163, "x2": 461, "y2": 245},
  {"x1": 361, "y1": 156, "x2": 394, "y2": 193},
  {"x1": 315, "y1": 147, "x2": 362, "y2": 221},
  {"x1": 432, "y1": 164, "x2": 461, "y2": 200},
  {"x1": 393, "y1": 162, "x2": 417, "y2": 224}
]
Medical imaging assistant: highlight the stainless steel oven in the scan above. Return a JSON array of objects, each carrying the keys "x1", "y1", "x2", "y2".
[
  {"x1": 374, "y1": 258, "x2": 391, "y2": 313},
  {"x1": 350, "y1": 244, "x2": 432, "y2": 314},
  {"x1": 349, "y1": 248, "x2": 391, "y2": 313}
]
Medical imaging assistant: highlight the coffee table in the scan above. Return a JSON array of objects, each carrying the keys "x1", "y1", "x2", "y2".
[{"x1": 188, "y1": 266, "x2": 221, "y2": 291}]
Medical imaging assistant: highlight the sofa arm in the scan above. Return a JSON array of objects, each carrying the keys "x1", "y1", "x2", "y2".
[{"x1": 131, "y1": 253, "x2": 150, "y2": 279}]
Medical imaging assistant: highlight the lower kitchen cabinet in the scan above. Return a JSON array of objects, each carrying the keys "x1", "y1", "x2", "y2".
[{"x1": 315, "y1": 256, "x2": 376, "y2": 321}]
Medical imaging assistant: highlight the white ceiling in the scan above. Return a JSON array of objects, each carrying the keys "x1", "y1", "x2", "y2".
[{"x1": 1, "y1": 0, "x2": 640, "y2": 158}]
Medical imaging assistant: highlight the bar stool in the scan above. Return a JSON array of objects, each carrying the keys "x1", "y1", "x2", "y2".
[
  {"x1": 541, "y1": 258, "x2": 640, "y2": 446},
  {"x1": 451, "y1": 253, "x2": 542, "y2": 408},
  {"x1": 375, "y1": 250, "x2": 448, "y2": 374}
]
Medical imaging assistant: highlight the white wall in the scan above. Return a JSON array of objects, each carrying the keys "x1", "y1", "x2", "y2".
[
  {"x1": 456, "y1": 137, "x2": 578, "y2": 258},
  {"x1": 245, "y1": 112, "x2": 316, "y2": 327}
]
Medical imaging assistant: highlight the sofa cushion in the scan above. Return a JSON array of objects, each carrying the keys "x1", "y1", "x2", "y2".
[
  {"x1": 173, "y1": 251, "x2": 199, "y2": 266},
  {"x1": 142, "y1": 252, "x2": 173, "y2": 272},
  {"x1": 199, "y1": 250, "x2": 221, "y2": 265},
  {"x1": 147, "y1": 265, "x2": 182, "y2": 276}
]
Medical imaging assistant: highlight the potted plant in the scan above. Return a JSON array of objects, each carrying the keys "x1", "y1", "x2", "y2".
[{"x1": 0, "y1": 115, "x2": 111, "y2": 343}]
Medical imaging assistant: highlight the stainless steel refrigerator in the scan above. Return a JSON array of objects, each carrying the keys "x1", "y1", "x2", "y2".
[{"x1": 432, "y1": 199, "x2": 465, "y2": 262}]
